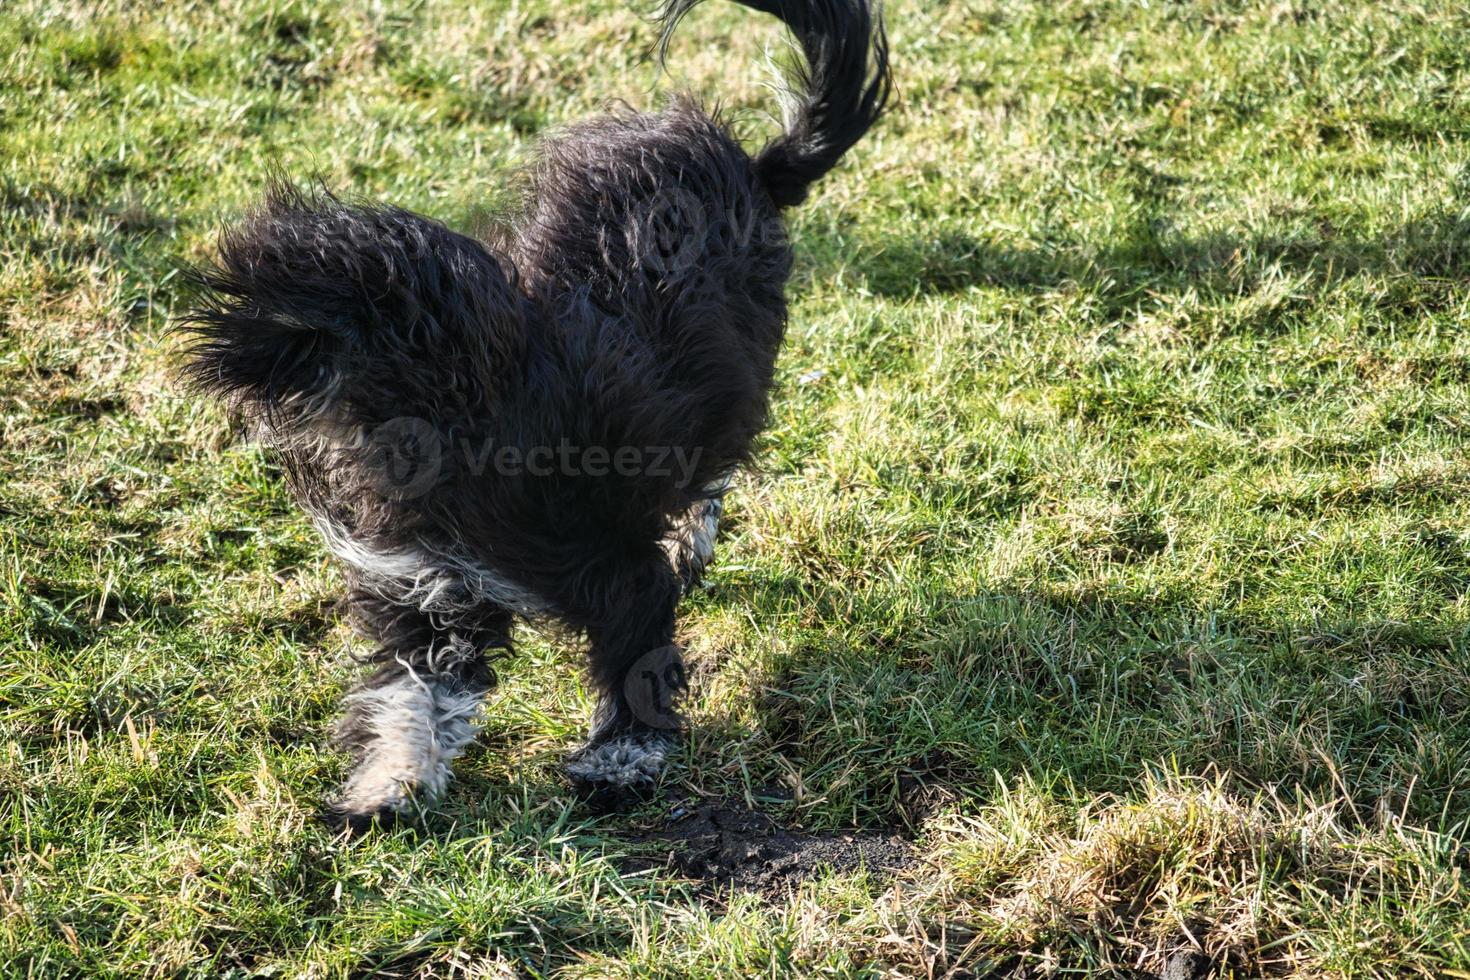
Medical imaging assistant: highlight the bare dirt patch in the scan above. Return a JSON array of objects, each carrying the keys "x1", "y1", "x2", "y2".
[{"x1": 618, "y1": 797, "x2": 914, "y2": 897}]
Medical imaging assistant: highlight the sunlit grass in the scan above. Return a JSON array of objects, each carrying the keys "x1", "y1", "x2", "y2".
[{"x1": 4, "y1": 0, "x2": 1470, "y2": 975}]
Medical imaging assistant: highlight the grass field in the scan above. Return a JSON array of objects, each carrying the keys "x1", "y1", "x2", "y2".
[{"x1": 5, "y1": 0, "x2": 1470, "y2": 975}]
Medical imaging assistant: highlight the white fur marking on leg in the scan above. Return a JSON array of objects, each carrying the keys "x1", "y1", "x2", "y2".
[
  {"x1": 313, "y1": 516, "x2": 547, "y2": 616},
  {"x1": 335, "y1": 671, "x2": 484, "y2": 817},
  {"x1": 662, "y1": 478, "x2": 729, "y2": 581}
]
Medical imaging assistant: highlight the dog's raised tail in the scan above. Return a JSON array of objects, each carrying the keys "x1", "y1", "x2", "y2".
[{"x1": 658, "y1": 0, "x2": 892, "y2": 208}]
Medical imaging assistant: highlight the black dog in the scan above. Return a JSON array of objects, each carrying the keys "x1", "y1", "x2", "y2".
[{"x1": 182, "y1": 0, "x2": 890, "y2": 830}]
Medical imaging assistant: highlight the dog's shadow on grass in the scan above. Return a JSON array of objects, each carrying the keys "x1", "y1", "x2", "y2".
[
  {"x1": 408, "y1": 563, "x2": 1470, "y2": 852},
  {"x1": 678, "y1": 573, "x2": 1470, "y2": 831},
  {"x1": 828, "y1": 207, "x2": 1470, "y2": 301}
]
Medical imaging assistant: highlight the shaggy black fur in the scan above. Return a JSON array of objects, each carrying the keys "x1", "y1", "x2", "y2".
[{"x1": 180, "y1": 0, "x2": 891, "y2": 829}]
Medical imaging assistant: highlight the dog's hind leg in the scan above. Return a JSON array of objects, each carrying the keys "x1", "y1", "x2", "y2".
[
  {"x1": 661, "y1": 485, "x2": 727, "y2": 591},
  {"x1": 327, "y1": 591, "x2": 513, "y2": 832}
]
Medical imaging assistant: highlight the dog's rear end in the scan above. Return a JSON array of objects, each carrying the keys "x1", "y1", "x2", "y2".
[{"x1": 182, "y1": 0, "x2": 890, "y2": 829}]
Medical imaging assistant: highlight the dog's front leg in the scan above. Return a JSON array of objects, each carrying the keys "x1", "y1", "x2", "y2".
[
  {"x1": 565, "y1": 562, "x2": 685, "y2": 794},
  {"x1": 327, "y1": 596, "x2": 512, "y2": 831}
]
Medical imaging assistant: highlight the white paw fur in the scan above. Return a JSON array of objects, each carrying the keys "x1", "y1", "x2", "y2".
[
  {"x1": 333, "y1": 670, "x2": 484, "y2": 819},
  {"x1": 566, "y1": 731, "x2": 673, "y2": 787}
]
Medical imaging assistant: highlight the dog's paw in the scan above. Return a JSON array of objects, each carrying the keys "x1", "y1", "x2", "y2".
[
  {"x1": 324, "y1": 753, "x2": 427, "y2": 835},
  {"x1": 323, "y1": 776, "x2": 420, "y2": 835},
  {"x1": 324, "y1": 670, "x2": 486, "y2": 833},
  {"x1": 566, "y1": 729, "x2": 675, "y2": 796},
  {"x1": 322, "y1": 798, "x2": 408, "y2": 836}
]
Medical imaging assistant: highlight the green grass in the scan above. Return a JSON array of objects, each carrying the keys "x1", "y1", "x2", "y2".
[{"x1": 5, "y1": 0, "x2": 1470, "y2": 974}]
